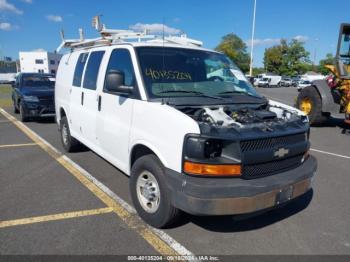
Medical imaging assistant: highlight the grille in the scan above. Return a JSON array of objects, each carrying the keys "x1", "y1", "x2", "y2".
[
  {"x1": 242, "y1": 154, "x2": 304, "y2": 179},
  {"x1": 39, "y1": 96, "x2": 53, "y2": 101},
  {"x1": 240, "y1": 133, "x2": 305, "y2": 152}
]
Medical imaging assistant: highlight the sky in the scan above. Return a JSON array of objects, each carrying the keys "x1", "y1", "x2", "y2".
[{"x1": 0, "y1": 0, "x2": 349, "y2": 67}]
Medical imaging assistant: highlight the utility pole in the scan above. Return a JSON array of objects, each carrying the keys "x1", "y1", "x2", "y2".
[
  {"x1": 249, "y1": 0, "x2": 257, "y2": 76},
  {"x1": 313, "y1": 38, "x2": 319, "y2": 71}
]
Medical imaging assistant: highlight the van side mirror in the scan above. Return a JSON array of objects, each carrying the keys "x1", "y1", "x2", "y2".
[{"x1": 105, "y1": 70, "x2": 134, "y2": 94}]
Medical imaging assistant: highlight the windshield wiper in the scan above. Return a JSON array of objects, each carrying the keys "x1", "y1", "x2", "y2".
[
  {"x1": 158, "y1": 90, "x2": 224, "y2": 100},
  {"x1": 217, "y1": 90, "x2": 261, "y2": 98}
]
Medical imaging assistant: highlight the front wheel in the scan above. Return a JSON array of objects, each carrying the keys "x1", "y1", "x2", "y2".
[{"x1": 130, "y1": 155, "x2": 180, "y2": 228}]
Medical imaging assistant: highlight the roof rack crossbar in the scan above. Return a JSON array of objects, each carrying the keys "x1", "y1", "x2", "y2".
[{"x1": 56, "y1": 16, "x2": 203, "y2": 52}]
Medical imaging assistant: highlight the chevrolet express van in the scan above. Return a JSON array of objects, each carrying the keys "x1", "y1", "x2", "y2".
[{"x1": 55, "y1": 33, "x2": 316, "y2": 228}]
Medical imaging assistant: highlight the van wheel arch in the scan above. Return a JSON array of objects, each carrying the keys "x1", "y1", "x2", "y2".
[
  {"x1": 130, "y1": 144, "x2": 163, "y2": 171},
  {"x1": 60, "y1": 107, "x2": 67, "y2": 119}
]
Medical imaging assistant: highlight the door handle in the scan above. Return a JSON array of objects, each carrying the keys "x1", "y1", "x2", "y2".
[
  {"x1": 81, "y1": 92, "x2": 84, "y2": 105},
  {"x1": 98, "y1": 95, "x2": 102, "y2": 111}
]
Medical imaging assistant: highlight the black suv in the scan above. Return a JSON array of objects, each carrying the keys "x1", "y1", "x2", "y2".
[{"x1": 12, "y1": 73, "x2": 55, "y2": 122}]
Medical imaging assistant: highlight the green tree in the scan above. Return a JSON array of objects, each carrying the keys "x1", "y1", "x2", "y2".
[
  {"x1": 263, "y1": 39, "x2": 311, "y2": 76},
  {"x1": 286, "y1": 39, "x2": 311, "y2": 75},
  {"x1": 318, "y1": 53, "x2": 335, "y2": 75},
  {"x1": 263, "y1": 41, "x2": 285, "y2": 74},
  {"x1": 215, "y1": 33, "x2": 250, "y2": 73}
]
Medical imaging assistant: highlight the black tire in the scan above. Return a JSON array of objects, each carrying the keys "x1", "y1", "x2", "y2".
[
  {"x1": 19, "y1": 104, "x2": 29, "y2": 122},
  {"x1": 130, "y1": 154, "x2": 180, "y2": 228},
  {"x1": 13, "y1": 100, "x2": 19, "y2": 114},
  {"x1": 296, "y1": 86, "x2": 329, "y2": 125},
  {"x1": 60, "y1": 116, "x2": 81, "y2": 152}
]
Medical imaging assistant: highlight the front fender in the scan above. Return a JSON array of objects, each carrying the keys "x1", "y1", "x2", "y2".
[
  {"x1": 129, "y1": 101, "x2": 201, "y2": 173},
  {"x1": 128, "y1": 141, "x2": 169, "y2": 174}
]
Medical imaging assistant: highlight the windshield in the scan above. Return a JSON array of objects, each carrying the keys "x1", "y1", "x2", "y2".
[
  {"x1": 22, "y1": 75, "x2": 55, "y2": 88},
  {"x1": 136, "y1": 47, "x2": 262, "y2": 99}
]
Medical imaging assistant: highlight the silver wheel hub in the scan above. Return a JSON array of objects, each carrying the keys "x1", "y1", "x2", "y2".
[{"x1": 136, "y1": 171, "x2": 160, "y2": 213}]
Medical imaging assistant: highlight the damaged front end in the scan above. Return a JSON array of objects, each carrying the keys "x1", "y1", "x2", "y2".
[{"x1": 179, "y1": 101, "x2": 310, "y2": 179}]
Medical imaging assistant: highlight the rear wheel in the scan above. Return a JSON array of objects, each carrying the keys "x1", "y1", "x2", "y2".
[
  {"x1": 296, "y1": 86, "x2": 329, "y2": 125},
  {"x1": 60, "y1": 116, "x2": 81, "y2": 152},
  {"x1": 130, "y1": 154, "x2": 180, "y2": 228}
]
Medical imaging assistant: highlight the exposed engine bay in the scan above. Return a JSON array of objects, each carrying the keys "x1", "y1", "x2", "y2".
[{"x1": 178, "y1": 101, "x2": 308, "y2": 134}]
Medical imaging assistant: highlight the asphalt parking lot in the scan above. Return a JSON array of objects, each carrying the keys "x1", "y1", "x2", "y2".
[{"x1": 1, "y1": 85, "x2": 350, "y2": 256}]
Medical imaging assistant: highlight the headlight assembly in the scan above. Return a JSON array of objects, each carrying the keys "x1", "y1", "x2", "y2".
[
  {"x1": 183, "y1": 135, "x2": 242, "y2": 177},
  {"x1": 23, "y1": 95, "x2": 39, "y2": 102}
]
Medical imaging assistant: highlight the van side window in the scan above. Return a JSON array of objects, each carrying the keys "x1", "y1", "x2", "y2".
[
  {"x1": 72, "y1": 53, "x2": 88, "y2": 87},
  {"x1": 105, "y1": 49, "x2": 135, "y2": 89},
  {"x1": 83, "y1": 51, "x2": 105, "y2": 90}
]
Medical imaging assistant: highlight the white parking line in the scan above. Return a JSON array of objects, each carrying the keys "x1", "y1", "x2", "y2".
[
  {"x1": 61, "y1": 155, "x2": 196, "y2": 258},
  {"x1": 310, "y1": 148, "x2": 350, "y2": 159}
]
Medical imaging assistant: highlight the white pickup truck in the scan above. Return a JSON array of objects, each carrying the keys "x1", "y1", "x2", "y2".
[{"x1": 55, "y1": 26, "x2": 316, "y2": 228}]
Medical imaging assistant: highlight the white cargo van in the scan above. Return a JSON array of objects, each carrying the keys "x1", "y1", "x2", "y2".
[
  {"x1": 55, "y1": 21, "x2": 316, "y2": 228},
  {"x1": 255, "y1": 73, "x2": 282, "y2": 88}
]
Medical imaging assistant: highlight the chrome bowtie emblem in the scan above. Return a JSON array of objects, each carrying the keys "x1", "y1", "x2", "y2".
[{"x1": 274, "y1": 147, "x2": 289, "y2": 158}]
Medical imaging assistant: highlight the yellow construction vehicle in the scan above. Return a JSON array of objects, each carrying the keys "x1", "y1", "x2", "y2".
[{"x1": 296, "y1": 23, "x2": 350, "y2": 125}]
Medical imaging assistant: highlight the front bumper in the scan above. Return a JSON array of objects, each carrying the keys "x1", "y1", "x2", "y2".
[
  {"x1": 165, "y1": 156, "x2": 317, "y2": 215},
  {"x1": 22, "y1": 102, "x2": 56, "y2": 118}
]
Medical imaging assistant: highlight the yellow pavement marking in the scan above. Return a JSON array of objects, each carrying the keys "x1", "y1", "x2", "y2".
[
  {"x1": 0, "y1": 108, "x2": 179, "y2": 256},
  {"x1": 0, "y1": 208, "x2": 113, "y2": 229},
  {"x1": 0, "y1": 143, "x2": 37, "y2": 149}
]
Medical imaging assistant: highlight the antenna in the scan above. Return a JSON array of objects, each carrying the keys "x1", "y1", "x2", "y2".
[
  {"x1": 60, "y1": 29, "x2": 65, "y2": 41},
  {"x1": 162, "y1": 18, "x2": 165, "y2": 41}
]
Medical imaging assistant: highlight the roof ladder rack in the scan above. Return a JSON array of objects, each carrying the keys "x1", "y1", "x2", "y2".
[{"x1": 56, "y1": 15, "x2": 203, "y2": 52}]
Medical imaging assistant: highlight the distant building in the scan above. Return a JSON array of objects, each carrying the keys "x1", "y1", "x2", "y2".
[{"x1": 19, "y1": 51, "x2": 62, "y2": 75}]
